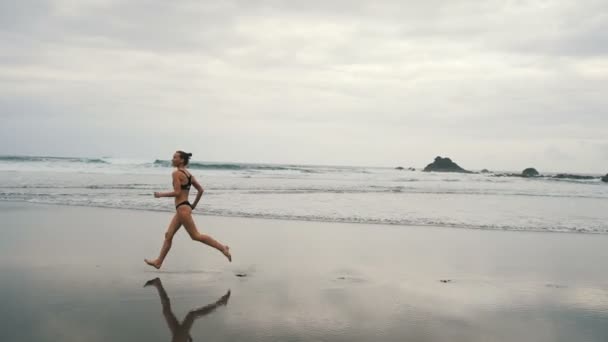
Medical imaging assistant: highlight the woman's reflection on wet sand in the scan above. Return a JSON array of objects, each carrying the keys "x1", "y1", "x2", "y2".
[{"x1": 144, "y1": 278, "x2": 230, "y2": 342}]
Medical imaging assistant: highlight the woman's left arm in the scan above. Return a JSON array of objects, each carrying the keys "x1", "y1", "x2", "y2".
[
  {"x1": 154, "y1": 172, "x2": 182, "y2": 198},
  {"x1": 190, "y1": 176, "x2": 204, "y2": 209}
]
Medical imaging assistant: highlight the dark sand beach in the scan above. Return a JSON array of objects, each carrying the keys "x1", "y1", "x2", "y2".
[{"x1": 1, "y1": 202, "x2": 607, "y2": 341}]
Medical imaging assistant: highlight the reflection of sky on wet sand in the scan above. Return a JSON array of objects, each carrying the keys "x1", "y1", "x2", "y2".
[
  {"x1": 2, "y1": 264, "x2": 606, "y2": 342},
  {"x1": 1, "y1": 203, "x2": 608, "y2": 341}
]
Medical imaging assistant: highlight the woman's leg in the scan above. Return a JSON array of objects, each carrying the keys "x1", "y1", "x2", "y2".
[
  {"x1": 145, "y1": 214, "x2": 182, "y2": 269},
  {"x1": 143, "y1": 278, "x2": 179, "y2": 337},
  {"x1": 178, "y1": 209, "x2": 231, "y2": 262},
  {"x1": 182, "y1": 290, "x2": 231, "y2": 333}
]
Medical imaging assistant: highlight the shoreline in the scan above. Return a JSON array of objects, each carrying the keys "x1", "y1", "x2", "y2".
[{"x1": 1, "y1": 199, "x2": 605, "y2": 236}]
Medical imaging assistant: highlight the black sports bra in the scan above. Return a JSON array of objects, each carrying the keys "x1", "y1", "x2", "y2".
[{"x1": 178, "y1": 169, "x2": 192, "y2": 190}]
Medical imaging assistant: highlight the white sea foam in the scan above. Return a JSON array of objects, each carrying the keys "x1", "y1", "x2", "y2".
[{"x1": 1, "y1": 156, "x2": 607, "y2": 234}]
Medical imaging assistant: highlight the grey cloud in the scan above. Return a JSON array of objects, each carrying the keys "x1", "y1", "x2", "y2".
[
  {"x1": 0, "y1": 0, "x2": 607, "y2": 171},
  {"x1": 0, "y1": 1, "x2": 53, "y2": 31}
]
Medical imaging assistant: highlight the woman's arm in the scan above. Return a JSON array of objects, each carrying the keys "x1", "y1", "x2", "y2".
[
  {"x1": 190, "y1": 176, "x2": 204, "y2": 209},
  {"x1": 154, "y1": 172, "x2": 182, "y2": 198}
]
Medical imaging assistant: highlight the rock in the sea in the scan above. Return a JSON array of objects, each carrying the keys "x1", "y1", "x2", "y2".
[
  {"x1": 602, "y1": 174, "x2": 608, "y2": 182},
  {"x1": 522, "y1": 168, "x2": 540, "y2": 177},
  {"x1": 423, "y1": 156, "x2": 470, "y2": 173},
  {"x1": 553, "y1": 174, "x2": 596, "y2": 180},
  {"x1": 481, "y1": 169, "x2": 490, "y2": 173},
  {"x1": 395, "y1": 166, "x2": 404, "y2": 170},
  {"x1": 408, "y1": 167, "x2": 416, "y2": 171}
]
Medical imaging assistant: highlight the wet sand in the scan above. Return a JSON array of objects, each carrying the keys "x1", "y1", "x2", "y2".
[{"x1": 1, "y1": 202, "x2": 607, "y2": 341}]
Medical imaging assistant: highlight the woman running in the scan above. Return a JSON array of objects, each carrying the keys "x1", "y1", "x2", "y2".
[{"x1": 145, "y1": 150, "x2": 231, "y2": 269}]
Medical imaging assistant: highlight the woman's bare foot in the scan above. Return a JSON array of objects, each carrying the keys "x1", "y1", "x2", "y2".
[
  {"x1": 222, "y1": 246, "x2": 232, "y2": 262},
  {"x1": 144, "y1": 258, "x2": 162, "y2": 269}
]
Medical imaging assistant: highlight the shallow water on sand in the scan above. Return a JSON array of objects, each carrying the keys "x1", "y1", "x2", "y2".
[{"x1": 1, "y1": 203, "x2": 608, "y2": 341}]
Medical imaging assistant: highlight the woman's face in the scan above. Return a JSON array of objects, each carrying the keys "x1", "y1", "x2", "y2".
[{"x1": 171, "y1": 152, "x2": 183, "y2": 167}]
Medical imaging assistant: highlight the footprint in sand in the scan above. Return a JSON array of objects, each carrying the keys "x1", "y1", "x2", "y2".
[
  {"x1": 335, "y1": 275, "x2": 366, "y2": 283},
  {"x1": 234, "y1": 265, "x2": 256, "y2": 278}
]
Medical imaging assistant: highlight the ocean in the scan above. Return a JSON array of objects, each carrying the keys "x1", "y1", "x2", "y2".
[{"x1": 1, "y1": 155, "x2": 607, "y2": 234}]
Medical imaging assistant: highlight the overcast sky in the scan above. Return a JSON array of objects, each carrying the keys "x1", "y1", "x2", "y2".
[{"x1": 0, "y1": 0, "x2": 606, "y2": 172}]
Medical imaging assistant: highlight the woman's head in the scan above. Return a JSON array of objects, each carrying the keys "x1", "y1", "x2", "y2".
[{"x1": 172, "y1": 150, "x2": 192, "y2": 167}]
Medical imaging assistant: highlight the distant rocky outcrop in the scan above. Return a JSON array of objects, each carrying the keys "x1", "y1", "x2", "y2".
[
  {"x1": 522, "y1": 168, "x2": 540, "y2": 177},
  {"x1": 408, "y1": 167, "x2": 416, "y2": 171},
  {"x1": 602, "y1": 174, "x2": 608, "y2": 182},
  {"x1": 423, "y1": 157, "x2": 470, "y2": 173},
  {"x1": 553, "y1": 174, "x2": 596, "y2": 180},
  {"x1": 493, "y1": 171, "x2": 601, "y2": 181},
  {"x1": 396, "y1": 166, "x2": 416, "y2": 171},
  {"x1": 395, "y1": 166, "x2": 404, "y2": 170},
  {"x1": 481, "y1": 169, "x2": 490, "y2": 174}
]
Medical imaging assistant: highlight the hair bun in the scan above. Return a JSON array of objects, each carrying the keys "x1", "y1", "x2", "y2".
[{"x1": 187, "y1": 153, "x2": 193, "y2": 157}]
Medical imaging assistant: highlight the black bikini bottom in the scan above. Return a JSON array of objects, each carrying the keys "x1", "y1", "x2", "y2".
[{"x1": 176, "y1": 201, "x2": 193, "y2": 210}]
